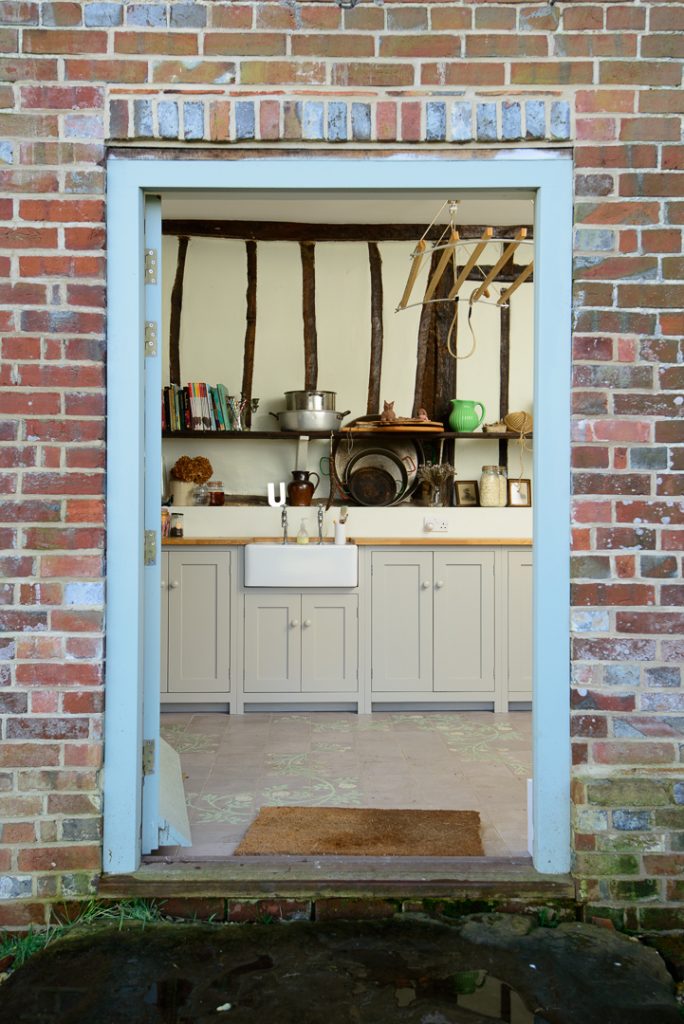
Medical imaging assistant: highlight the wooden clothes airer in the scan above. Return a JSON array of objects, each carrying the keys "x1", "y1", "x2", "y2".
[{"x1": 397, "y1": 202, "x2": 534, "y2": 331}]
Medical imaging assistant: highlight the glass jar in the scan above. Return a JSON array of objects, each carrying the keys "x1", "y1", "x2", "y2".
[
  {"x1": 207, "y1": 481, "x2": 225, "y2": 507},
  {"x1": 498, "y1": 466, "x2": 508, "y2": 506},
  {"x1": 193, "y1": 483, "x2": 210, "y2": 506},
  {"x1": 480, "y1": 465, "x2": 506, "y2": 507},
  {"x1": 169, "y1": 512, "x2": 184, "y2": 537},
  {"x1": 161, "y1": 508, "x2": 170, "y2": 538}
]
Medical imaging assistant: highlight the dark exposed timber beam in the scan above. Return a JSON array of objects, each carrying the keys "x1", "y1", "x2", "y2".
[
  {"x1": 413, "y1": 249, "x2": 457, "y2": 421},
  {"x1": 300, "y1": 242, "x2": 318, "y2": 390},
  {"x1": 241, "y1": 240, "x2": 257, "y2": 428},
  {"x1": 367, "y1": 242, "x2": 383, "y2": 416},
  {"x1": 433, "y1": 256, "x2": 456, "y2": 424},
  {"x1": 163, "y1": 222, "x2": 532, "y2": 285},
  {"x1": 498, "y1": 302, "x2": 511, "y2": 470},
  {"x1": 168, "y1": 235, "x2": 189, "y2": 386},
  {"x1": 413, "y1": 249, "x2": 439, "y2": 419},
  {"x1": 163, "y1": 220, "x2": 533, "y2": 244}
]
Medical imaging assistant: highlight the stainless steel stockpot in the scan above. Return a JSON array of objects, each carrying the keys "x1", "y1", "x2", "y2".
[
  {"x1": 271, "y1": 409, "x2": 349, "y2": 432},
  {"x1": 284, "y1": 390, "x2": 337, "y2": 412}
]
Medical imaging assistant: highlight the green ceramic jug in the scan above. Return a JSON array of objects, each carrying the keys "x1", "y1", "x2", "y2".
[{"x1": 448, "y1": 399, "x2": 486, "y2": 433}]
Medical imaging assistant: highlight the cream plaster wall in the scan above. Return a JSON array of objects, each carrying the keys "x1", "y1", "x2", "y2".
[{"x1": 161, "y1": 235, "x2": 533, "y2": 502}]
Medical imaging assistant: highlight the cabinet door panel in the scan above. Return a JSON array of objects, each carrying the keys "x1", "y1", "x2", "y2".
[
  {"x1": 244, "y1": 594, "x2": 301, "y2": 693},
  {"x1": 301, "y1": 595, "x2": 358, "y2": 693},
  {"x1": 160, "y1": 552, "x2": 168, "y2": 694},
  {"x1": 433, "y1": 551, "x2": 495, "y2": 694},
  {"x1": 507, "y1": 550, "x2": 533, "y2": 697},
  {"x1": 371, "y1": 552, "x2": 432, "y2": 692},
  {"x1": 167, "y1": 551, "x2": 231, "y2": 694}
]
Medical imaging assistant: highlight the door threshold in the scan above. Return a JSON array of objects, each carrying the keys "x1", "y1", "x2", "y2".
[{"x1": 99, "y1": 855, "x2": 575, "y2": 901}]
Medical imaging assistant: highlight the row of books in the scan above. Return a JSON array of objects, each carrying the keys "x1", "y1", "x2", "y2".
[{"x1": 162, "y1": 383, "x2": 246, "y2": 432}]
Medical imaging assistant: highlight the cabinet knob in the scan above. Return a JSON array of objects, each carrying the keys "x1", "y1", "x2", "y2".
[
  {"x1": 169, "y1": 580, "x2": 179, "y2": 589},
  {"x1": 303, "y1": 619, "x2": 312, "y2": 628},
  {"x1": 422, "y1": 580, "x2": 431, "y2": 589},
  {"x1": 161, "y1": 580, "x2": 167, "y2": 589},
  {"x1": 435, "y1": 580, "x2": 445, "y2": 589},
  {"x1": 290, "y1": 619, "x2": 299, "y2": 628}
]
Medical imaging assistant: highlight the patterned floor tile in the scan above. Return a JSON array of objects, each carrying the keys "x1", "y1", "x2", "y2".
[{"x1": 161, "y1": 710, "x2": 531, "y2": 858}]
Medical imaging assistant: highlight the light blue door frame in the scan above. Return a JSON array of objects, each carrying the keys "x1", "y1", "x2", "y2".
[{"x1": 104, "y1": 153, "x2": 573, "y2": 875}]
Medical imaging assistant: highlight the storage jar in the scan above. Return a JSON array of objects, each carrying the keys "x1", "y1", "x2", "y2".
[
  {"x1": 169, "y1": 512, "x2": 184, "y2": 537},
  {"x1": 208, "y1": 481, "x2": 225, "y2": 507},
  {"x1": 480, "y1": 465, "x2": 506, "y2": 507}
]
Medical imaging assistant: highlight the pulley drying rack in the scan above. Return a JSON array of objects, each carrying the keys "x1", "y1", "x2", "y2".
[{"x1": 396, "y1": 199, "x2": 534, "y2": 313}]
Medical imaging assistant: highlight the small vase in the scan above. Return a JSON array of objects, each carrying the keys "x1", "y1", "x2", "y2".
[{"x1": 170, "y1": 479, "x2": 195, "y2": 506}]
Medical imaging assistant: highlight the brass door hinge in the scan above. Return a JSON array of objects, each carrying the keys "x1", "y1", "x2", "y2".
[
  {"x1": 144, "y1": 529, "x2": 157, "y2": 566},
  {"x1": 144, "y1": 247, "x2": 158, "y2": 285},
  {"x1": 144, "y1": 321, "x2": 158, "y2": 357},
  {"x1": 142, "y1": 739, "x2": 155, "y2": 776}
]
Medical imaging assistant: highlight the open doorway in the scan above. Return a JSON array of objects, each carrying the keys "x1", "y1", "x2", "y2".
[
  {"x1": 103, "y1": 154, "x2": 572, "y2": 877},
  {"x1": 157, "y1": 189, "x2": 534, "y2": 860}
]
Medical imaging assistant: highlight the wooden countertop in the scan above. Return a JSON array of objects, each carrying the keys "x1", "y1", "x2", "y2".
[
  {"x1": 164, "y1": 537, "x2": 253, "y2": 546},
  {"x1": 163, "y1": 537, "x2": 532, "y2": 547}
]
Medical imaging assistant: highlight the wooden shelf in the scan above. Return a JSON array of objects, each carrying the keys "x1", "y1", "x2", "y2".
[{"x1": 162, "y1": 430, "x2": 533, "y2": 441}]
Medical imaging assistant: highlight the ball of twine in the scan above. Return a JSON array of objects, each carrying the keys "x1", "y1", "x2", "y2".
[{"x1": 504, "y1": 411, "x2": 533, "y2": 435}]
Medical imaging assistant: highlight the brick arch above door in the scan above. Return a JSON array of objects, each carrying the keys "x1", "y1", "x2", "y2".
[{"x1": 107, "y1": 92, "x2": 572, "y2": 145}]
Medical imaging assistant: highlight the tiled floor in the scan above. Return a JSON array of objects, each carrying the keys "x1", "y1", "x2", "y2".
[{"x1": 158, "y1": 710, "x2": 532, "y2": 860}]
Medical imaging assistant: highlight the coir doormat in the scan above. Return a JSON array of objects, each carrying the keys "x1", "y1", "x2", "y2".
[{"x1": 235, "y1": 806, "x2": 484, "y2": 857}]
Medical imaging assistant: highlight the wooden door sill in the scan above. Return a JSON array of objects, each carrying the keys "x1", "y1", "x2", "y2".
[{"x1": 99, "y1": 855, "x2": 575, "y2": 901}]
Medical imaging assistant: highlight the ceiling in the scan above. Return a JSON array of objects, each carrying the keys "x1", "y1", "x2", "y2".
[{"x1": 161, "y1": 190, "x2": 535, "y2": 227}]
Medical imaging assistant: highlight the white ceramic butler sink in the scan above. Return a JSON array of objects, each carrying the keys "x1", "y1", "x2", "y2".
[{"x1": 244, "y1": 543, "x2": 358, "y2": 588}]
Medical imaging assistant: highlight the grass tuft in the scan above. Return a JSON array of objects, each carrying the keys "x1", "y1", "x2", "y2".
[{"x1": 0, "y1": 899, "x2": 167, "y2": 976}]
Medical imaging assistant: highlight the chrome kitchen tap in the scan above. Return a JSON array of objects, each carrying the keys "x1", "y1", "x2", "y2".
[
  {"x1": 317, "y1": 505, "x2": 324, "y2": 544},
  {"x1": 281, "y1": 507, "x2": 289, "y2": 545}
]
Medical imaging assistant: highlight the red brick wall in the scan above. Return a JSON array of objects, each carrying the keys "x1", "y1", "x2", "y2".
[{"x1": 0, "y1": 1, "x2": 683, "y2": 931}]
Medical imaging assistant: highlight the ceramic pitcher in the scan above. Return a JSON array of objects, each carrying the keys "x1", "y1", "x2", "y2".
[
  {"x1": 448, "y1": 399, "x2": 486, "y2": 433},
  {"x1": 287, "y1": 469, "x2": 320, "y2": 506}
]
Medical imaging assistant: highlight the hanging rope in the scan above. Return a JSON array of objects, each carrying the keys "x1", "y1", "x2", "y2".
[
  {"x1": 504, "y1": 412, "x2": 533, "y2": 484},
  {"x1": 446, "y1": 296, "x2": 479, "y2": 361},
  {"x1": 418, "y1": 199, "x2": 450, "y2": 245}
]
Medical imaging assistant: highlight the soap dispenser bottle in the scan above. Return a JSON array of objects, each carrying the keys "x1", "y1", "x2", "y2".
[{"x1": 297, "y1": 521, "x2": 310, "y2": 545}]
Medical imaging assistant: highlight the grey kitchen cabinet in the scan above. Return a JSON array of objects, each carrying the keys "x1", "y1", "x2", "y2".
[
  {"x1": 370, "y1": 551, "x2": 433, "y2": 693},
  {"x1": 505, "y1": 549, "x2": 533, "y2": 701},
  {"x1": 160, "y1": 552, "x2": 169, "y2": 694},
  {"x1": 370, "y1": 548, "x2": 495, "y2": 701},
  {"x1": 433, "y1": 550, "x2": 495, "y2": 694},
  {"x1": 244, "y1": 592, "x2": 358, "y2": 695},
  {"x1": 243, "y1": 593, "x2": 301, "y2": 693},
  {"x1": 162, "y1": 549, "x2": 232, "y2": 695},
  {"x1": 301, "y1": 594, "x2": 358, "y2": 693}
]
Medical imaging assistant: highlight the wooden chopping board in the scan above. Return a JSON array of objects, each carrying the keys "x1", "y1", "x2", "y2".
[{"x1": 342, "y1": 418, "x2": 445, "y2": 434}]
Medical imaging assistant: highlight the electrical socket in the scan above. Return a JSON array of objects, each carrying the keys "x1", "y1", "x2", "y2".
[{"x1": 423, "y1": 515, "x2": 449, "y2": 533}]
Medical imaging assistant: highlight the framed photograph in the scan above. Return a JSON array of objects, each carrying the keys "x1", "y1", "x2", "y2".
[
  {"x1": 455, "y1": 480, "x2": 480, "y2": 507},
  {"x1": 508, "y1": 478, "x2": 532, "y2": 507}
]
